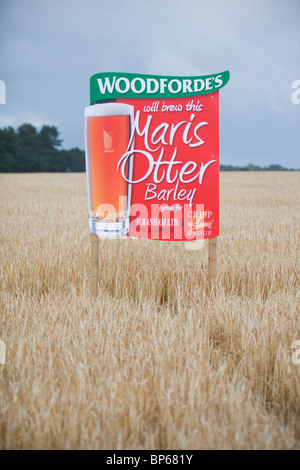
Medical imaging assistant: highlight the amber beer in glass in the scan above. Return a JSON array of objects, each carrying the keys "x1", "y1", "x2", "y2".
[{"x1": 84, "y1": 102, "x2": 134, "y2": 236}]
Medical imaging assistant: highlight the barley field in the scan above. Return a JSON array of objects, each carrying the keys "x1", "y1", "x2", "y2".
[{"x1": 0, "y1": 171, "x2": 299, "y2": 450}]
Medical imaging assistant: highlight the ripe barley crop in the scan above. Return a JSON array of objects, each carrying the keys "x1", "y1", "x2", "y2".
[{"x1": 0, "y1": 171, "x2": 299, "y2": 449}]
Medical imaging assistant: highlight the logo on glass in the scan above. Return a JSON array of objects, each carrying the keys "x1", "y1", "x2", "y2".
[{"x1": 103, "y1": 130, "x2": 114, "y2": 153}]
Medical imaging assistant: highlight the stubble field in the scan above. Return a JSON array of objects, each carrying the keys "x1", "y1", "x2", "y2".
[{"x1": 0, "y1": 171, "x2": 299, "y2": 450}]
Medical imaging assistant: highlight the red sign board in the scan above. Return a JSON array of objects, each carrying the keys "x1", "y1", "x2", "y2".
[{"x1": 84, "y1": 72, "x2": 229, "y2": 241}]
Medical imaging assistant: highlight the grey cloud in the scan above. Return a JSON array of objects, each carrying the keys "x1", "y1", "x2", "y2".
[{"x1": 0, "y1": 0, "x2": 299, "y2": 167}]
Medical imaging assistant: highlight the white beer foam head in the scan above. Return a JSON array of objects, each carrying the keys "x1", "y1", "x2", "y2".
[{"x1": 85, "y1": 102, "x2": 134, "y2": 117}]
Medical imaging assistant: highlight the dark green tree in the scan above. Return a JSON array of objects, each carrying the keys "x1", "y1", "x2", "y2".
[
  {"x1": 0, "y1": 126, "x2": 18, "y2": 171},
  {"x1": 37, "y1": 125, "x2": 62, "y2": 171},
  {"x1": 15, "y1": 124, "x2": 40, "y2": 171}
]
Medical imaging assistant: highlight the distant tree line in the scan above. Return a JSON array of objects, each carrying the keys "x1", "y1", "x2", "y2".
[
  {"x1": 220, "y1": 164, "x2": 298, "y2": 171},
  {"x1": 0, "y1": 123, "x2": 297, "y2": 172},
  {"x1": 0, "y1": 124, "x2": 85, "y2": 172}
]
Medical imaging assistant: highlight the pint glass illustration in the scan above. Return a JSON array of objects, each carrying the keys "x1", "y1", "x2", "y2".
[{"x1": 84, "y1": 102, "x2": 134, "y2": 236}]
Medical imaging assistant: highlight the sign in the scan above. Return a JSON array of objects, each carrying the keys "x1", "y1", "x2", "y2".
[{"x1": 84, "y1": 71, "x2": 229, "y2": 242}]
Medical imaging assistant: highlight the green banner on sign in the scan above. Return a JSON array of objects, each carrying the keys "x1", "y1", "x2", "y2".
[{"x1": 90, "y1": 71, "x2": 230, "y2": 103}]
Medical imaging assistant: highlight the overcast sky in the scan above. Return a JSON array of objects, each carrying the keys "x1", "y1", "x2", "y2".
[{"x1": 0, "y1": 0, "x2": 299, "y2": 167}]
